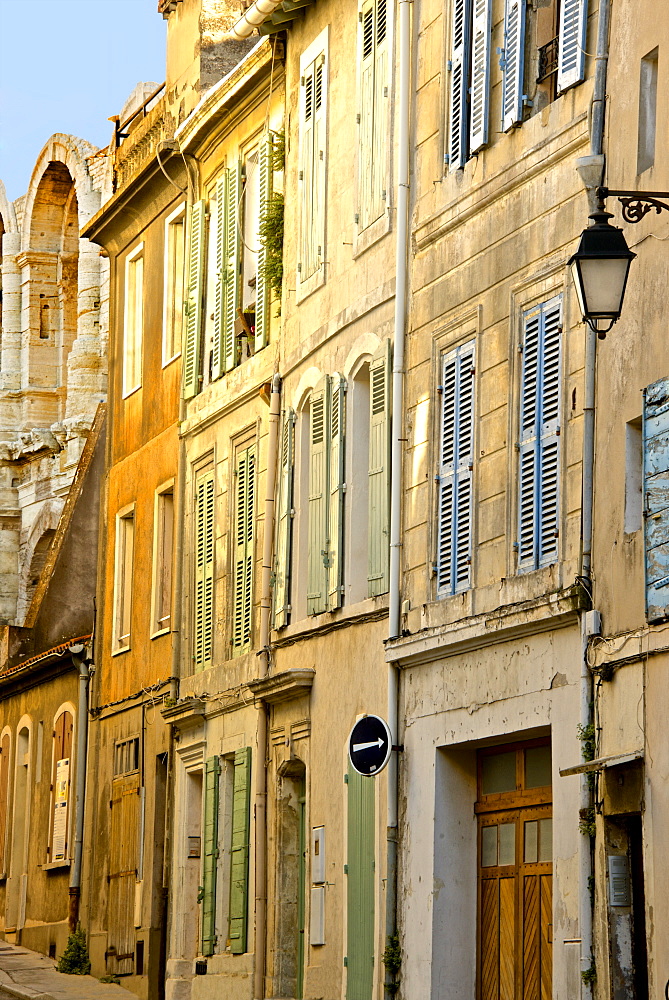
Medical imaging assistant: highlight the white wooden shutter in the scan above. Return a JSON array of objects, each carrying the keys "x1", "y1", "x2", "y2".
[
  {"x1": 469, "y1": 0, "x2": 491, "y2": 153},
  {"x1": 182, "y1": 200, "x2": 206, "y2": 399},
  {"x1": 299, "y1": 65, "x2": 316, "y2": 279},
  {"x1": 194, "y1": 468, "x2": 215, "y2": 669},
  {"x1": 212, "y1": 174, "x2": 227, "y2": 381},
  {"x1": 307, "y1": 379, "x2": 329, "y2": 615},
  {"x1": 328, "y1": 373, "x2": 346, "y2": 610},
  {"x1": 313, "y1": 56, "x2": 327, "y2": 275},
  {"x1": 255, "y1": 134, "x2": 273, "y2": 353},
  {"x1": 501, "y1": 0, "x2": 526, "y2": 132},
  {"x1": 358, "y1": 1, "x2": 375, "y2": 230},
  {"x1": 436, "y1": 342, "x2": 475, "y2": 595},
  {"x1": 233, "y1": 445, "x2": 255, "y2": 650},
  {"x1": 368, "y1": 339, "x2": 391, "y2": 597},
  {"x1": 518, "y1": 297, "x2": 562, "y2": 569},
  {"x1": 557, "y1": 0, "x2": 587, "y2": 94},
  {"x1": 273, "y1": 409, "x2": 295, "y2": 629},
  {"x1": 448, "y1": 0, "x2": 470, "y2": 170},
  {"x1": 224, "y1": 162, "x2": 241, "y2": 373}
]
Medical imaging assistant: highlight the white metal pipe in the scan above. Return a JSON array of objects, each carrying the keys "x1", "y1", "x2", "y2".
[{"x1": 232, "y1": 0, "x2": 283, "y2": 40}]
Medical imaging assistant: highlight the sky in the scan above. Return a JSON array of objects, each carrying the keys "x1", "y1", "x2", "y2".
[{"x1": 0, "y1": 0, "x2": 167, "y2": 202}]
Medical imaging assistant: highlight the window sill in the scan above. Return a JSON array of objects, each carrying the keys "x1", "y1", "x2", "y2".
[
  {"x1": 122, "y1": 384, "x2": 142, "y2": 400},
  {"x1": 273, "y1": 594, "x2": 389, "y2": 645},
  {"x1": 353, "y1": 209, "x2": 391, "y2": 258},
  {"x1": 151, "y1": 626, "x2": 171, "y2": 640},
  {"x1": 41, "y1": 861, "x2": 70, "y2": 871},
  {"x1": 162, "y1": 352, "x2": 181, "y2": 370},
  {"x1": 112, "y1": 644, "x2": 131, "y2": 657},
  {"x1": 296, "y1": 264, "x2": 326, "y2": 304}
]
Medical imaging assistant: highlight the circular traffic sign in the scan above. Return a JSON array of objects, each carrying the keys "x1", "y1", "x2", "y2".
[{"x1": 348, "y1": 715, "x2": 392, "y2": 776}]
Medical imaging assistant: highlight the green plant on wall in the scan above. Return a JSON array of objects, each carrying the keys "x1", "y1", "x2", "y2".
[
  {"x1": 581, "y1": 962, "x2": 597, "y2": 985},
  {"x1": 382, "y1": 933, "x2": 401, "y2": 996},
  {"x1": 577, "y1": 722, "x2": 596, "y2": 762},
  {"x1": 259, "y1": 191, "x2": 284, "y2": 308}
]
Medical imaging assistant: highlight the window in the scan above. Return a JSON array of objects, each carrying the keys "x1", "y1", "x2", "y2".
[
  {"x1": 298, "y1": 29, "x2": 328, "y2": 297},
  {"x1": 643, "y1": 376, "x2": 669, "y2": 621},
  {"x1": 194, "y1": 466, "x2": 215, "y2": 670},
  {"x1": 152, "y1": 483, "x2": 174, "y2": 635},
  {"x1": 517, "y1": 296, "x2": 562, "y2": 571},
  {"x1": 357, "y1": 0, "x2": 390, "y2": 235},
  {"x1": 477, "y1": 742, "x2": 552, "y2": 1000},
  {"x1": 123, "y1": 244, "x2": 143, "y2": 396},
  {"x1": 232, "y1": 443, "x2": 256, "y2": 651},
  {"x1": 447, "y1": 0, "x2": 588, "y2": 169},
  {"x1": 48, "y1": 710, "x2": 73, "y2": 863},
  {"x1": 113, "y1": 736, "x2": 140, "y2": 776},
  {"x1": 113, "y1": 506, "x2": 135, "y2": 651},
  {"x1": 436, "y1": 340, "x2": 475, "y2": 596},
  {"x1": 163, "y1": 204, "x2": 186, "y2": 365},
  {"x1": 637, "y1": 48, "x2": 658, "y2": 174},
  {"x1": 624, "y1": 418, "x2": 642, "y2": 534}
]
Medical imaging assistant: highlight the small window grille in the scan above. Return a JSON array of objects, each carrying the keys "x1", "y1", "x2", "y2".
[
  {"x1": 537, "y1": 37, "x2": 559, "y2": 82},
  {"x1": 114, "y1": 737, "x2": 140, "y2": 776}
]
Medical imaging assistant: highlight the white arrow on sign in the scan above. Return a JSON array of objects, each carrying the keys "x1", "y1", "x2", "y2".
[{"x1": 352, "y1": 738, "x2": 385, "y2": 753}]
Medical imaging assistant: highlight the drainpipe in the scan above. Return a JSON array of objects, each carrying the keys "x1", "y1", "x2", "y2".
[
  {"x1": 575, "y1": 2, "x2": 611, "y2": 993},
  {"x1": 68, "y1": 645, "x2": 90, "y2": 932},
  {"x1": 387, "y1": 0, "x2": 412, "y2": 985},
  {"x1": 254, "y1": 372, "x2": 282, "y2": 1000},
  {"x1": 231, "y1": 1, "x2": 283, "y2": 39}
]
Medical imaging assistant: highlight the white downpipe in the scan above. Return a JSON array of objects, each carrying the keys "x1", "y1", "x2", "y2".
[{"x1": 232, "y1": 0, "x2": 283, "y2": 40}]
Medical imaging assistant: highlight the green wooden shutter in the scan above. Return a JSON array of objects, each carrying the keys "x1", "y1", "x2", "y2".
[
  {"x1": 345, "y1": 765, "x2": 375, "y2": 1000},
  {"x1": 224, "y1": 162, "x2": 241, "y2": 373},
  {"x1": 313, "y1": 57, "x2": 326, "y2": 274},
  {"x1": 229, "y1": 746, "x2": 251, "y2": 954},
  {"x1": 371, "y1": 0, "x2": 389, "y2": 222},
  {"x1": 358, "y1": 0, "x2": 375, "y2": 230},
  {"x1": 255, "y1": 134, "x2": 273, "y2": 353},
  {"x1": 299, "y1": 66, "x2": 315, "y2": 279},
  {"x1": 212, "y1": 174, "x2": 227, "y2": 381},
  {"x1": 368, "y1": 340, "x2": 392, "y2": 596},
  {"x1": 194, "y1": 469, "x2": 215, "y2": 669},
  {"x1": 327, "y1": 373, "x2": 346, "y2": 610},
  {"x1": 182, "y1": 200, "x2": 206, "y2": 399},
  {"x1": 201, "y1": 755, "x2": 220, "y2": 957},
  {"x1": 273, "y1": 409, "x2": 295, "y2": 629},
  {"x1": 233, "y1": 444, "x2": 256, "y2": 651},
  {"x1": 307, "y1": 379, "x2": 329, "y2": 614}
]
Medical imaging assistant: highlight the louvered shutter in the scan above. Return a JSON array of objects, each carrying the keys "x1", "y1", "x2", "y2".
[
  {"x1": 368, "y1": 339, "x2": 391, "y2": 596},
  {"x1": 328, "y1": 374, "x2": 346, "y2": 610},
  {"x1": 201, "y1": 756, "x2": 220, "y2": 957},
  {"x1": 371, "y1": 0, "x2": 389, "y2": 220},
  {"x1": 307, "y1": 379, "x2": 329, "y2": 615},
  {"x1": 358, "y1": 1, "x2": 375, "y2": 230},
  {"x1": 194, "y1": 469, "x2": 215, "y2": 669},
  {"x1": 643, "y1": 376, "x2": 669, "y2": 621},
  {"x1": 501, "y1": 0, "x2": 526, "y2": 132},
  {"x1": 313, "y1": 57, "x2": 327, "y2": 275},
  {"x1": 212, "y1": 174, "x2": 227, "y2": 381},
  {"x1": 233, "y1": 445, "x2": 256, "y2": 651},
  {"x1": 518, "y1": 297, "x2": 562, "y2": 570},
  {"x1": 0, "y1": 735, "x2": 9, "y2": 872},
  {"x1": 557, "y1": 0, "x2": 587, "y2": 94},
  {"x1": 182, "y1": 200, "x2": 206, "y2": 399},
  {"x1": 255, "y1": 134, "x2": 273, "y2": 353},
  {"x1": 469, "y1": 0, "x2": 491, "y2": 153},
  {"x1": 437, "y1": 342, "x2": 475, "y2": 595},
  {"x1": 299, "y1": 66, "x2": 316, "y2": 279},
  {"x1": 224, "y1": 162, "x2": 241, "y2": 373},
  {"x1": 448, "y1": 0, "x2": 470, "y2": 170},
  {"x1": 229, "y1": 747, "x2": 251, "y2": 954},
  {"x1": 274, "y1": 409, "x2": 295, "y2": 629}
]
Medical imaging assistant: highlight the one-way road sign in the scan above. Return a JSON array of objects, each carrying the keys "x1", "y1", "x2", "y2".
[{"x1": 348, "y1": 715, "x2": 392, "y2": 776}]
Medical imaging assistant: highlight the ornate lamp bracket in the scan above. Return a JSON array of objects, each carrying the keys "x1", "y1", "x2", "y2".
[{"x1": 597, "y1": 186, "x2": 669, "y2": 224}]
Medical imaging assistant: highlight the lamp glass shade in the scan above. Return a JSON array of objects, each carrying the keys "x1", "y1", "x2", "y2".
[{"x1": 571, "y1": 256, "x2": 631, "y2": 319}]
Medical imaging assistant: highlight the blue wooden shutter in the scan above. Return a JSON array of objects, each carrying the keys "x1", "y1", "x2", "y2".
[
  {"x1": 255, "y1": 134, "x2": 273, "y2": 353},
  {"x1": 328, "y1": 374, "x2": 346, "y2": 610},
  {"x1": 307, "y1": 379, "x2": 329, "y2": 615},
  {"x1": 194, "y1": 469, "x2": 215, "y2": 669},
  {"x1": 201, "y1": 756, "x2": 220, "y2": 957},
  {"x1": 233, "y1": 445, "x2": 255, "y2": 651},
  {"x1": 557, "y1": 0, "x2": 587, "y2": 94},
  {"x1": 224, "y1": 162, "x2": 241, "y2": 373},
  {"x1": 469, "y1": 0, "x2": 491, "y2": 153},
  {"x1": 368, "y1": 339, "x2": 392, "y2": 597},
  {"x1": 437, "y1": 341, "x2": 475, "y2": 595},
  {"x1": 229, "y1": 747, "x2": 251, "y2": 954},
  {"x1": 182, "y1": 200, "x2": 206, "y2": 399},
  {"x1": 448, "y1": 0, "x2": 471, "y2": 170},
  {"x1": 643, "y1": 377, "x2": 669, "y2": 621},
  {"x1": 518, "y1": 297, "x2": 562, "y2": 570},
  {"x1": 273, "y1": 409, "x2": 295, "y2": 629},
  {"x1": 212, "y1": 174, "x2": 227, "y2": 382},
  {"x1": 501, "y1": 0, "x2": 526, "y2": 132}
]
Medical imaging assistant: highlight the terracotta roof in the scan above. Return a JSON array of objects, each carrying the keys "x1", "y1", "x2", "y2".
[{"x1": 0, "y1": 634, "x2": 91, "y2": 679}]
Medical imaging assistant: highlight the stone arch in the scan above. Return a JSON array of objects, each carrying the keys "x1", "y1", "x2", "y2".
[
  {"x1": 21, "y1": 134, "x2": 99, "y2": 249},
  {"x1": 17, "y1": 500, "x2": 63, "y2": 624},
  {"x1": 343, "y1": 332, "x2": 382, "y2": 381}
]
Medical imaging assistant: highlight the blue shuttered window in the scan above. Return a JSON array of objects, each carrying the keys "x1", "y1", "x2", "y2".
[
  {"x1": 557, "y1": 0, "x2": 587, "y2": 94},
  {"x1": 437, "y1": 341, "x2": 475, "y2": 596},
  {"x1": 517, "y1": 296, "x2": 562, "y2": 571},
  {"x1": 643, "y1": 377, "x2": 669, "y2": 622},
  {"x1": 448, "y1": 0, "x2": 472, "y2": 170},
  {"x1": 469, "y1": 0, "x2": 492, "y2": 153},
  {"x1": 501, "y1": 0, "x2": 527, "y2": 132}
]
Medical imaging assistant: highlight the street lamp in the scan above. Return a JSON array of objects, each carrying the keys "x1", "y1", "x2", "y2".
[{"x1": 568, "y1": 207, "x2": 636, "y2": 338}]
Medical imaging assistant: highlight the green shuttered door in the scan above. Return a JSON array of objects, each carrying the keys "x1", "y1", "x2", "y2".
[
  {"x1": 346, "y1": 766, "x2": 375, "y2": 1000},
  {"x1": 229, "y1": 747, "x2": 251, "y2": 954},
  {"x1": 201, "y1": 756, "x2": 220, "y2": 957}
]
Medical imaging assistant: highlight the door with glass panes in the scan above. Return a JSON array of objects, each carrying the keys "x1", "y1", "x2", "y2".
[{"x1": 477, "y1": 742, "x2": 552, "y2": 1000}]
